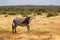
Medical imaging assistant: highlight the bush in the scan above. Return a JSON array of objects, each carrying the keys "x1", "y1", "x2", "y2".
[
  {"x1": 36, "y1": 12, "x2": 42, "y2": 15},
  {"x1": 9, "y1": 12, "x2": 16, "y2": 15},
  {"x1": 47, "y1": 12, "x2": 54, "y2": 17},
  {"x1": 27, "y1": 11, "x2": 31, "y2": 15},
  {"x1": 2, "y1": 12, "x2": 6, "y2": 14},
  {"x1": 20, "y1": 12, "x2": 28, "y2": 17},
  {"x1": 4, "y1": 14, "x2": 8, "y2": 17},
  {"x1": 47, "y1": 11, "x2": 59, "y2": 17}
]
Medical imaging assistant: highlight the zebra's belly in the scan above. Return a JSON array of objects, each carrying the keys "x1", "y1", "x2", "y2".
[{"x1": 18, "y1": 23, "x2": 26, "y2": 27}]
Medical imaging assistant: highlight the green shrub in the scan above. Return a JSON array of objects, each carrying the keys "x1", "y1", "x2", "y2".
[
  {"x1": 47, "y1": 11, "x2": 59, "y2": 17},
  {"x1": 36, "y1": 12, "x2": 42, "y2": 15},
  {"x1": 27, "y1": 11, "x2": 31, "y2": 15},
  {"x1": 20, "y1": 12, "x2": 28, "y2": 17},
  {"x1": 9, "y1": 12, "x2": 16, "y2": 15},
  {"x1": 4, "y1": 14, "x2": 8, "y2": 17},
  {"x1": 2, "y1": 12, "x2": 6, "y2": 14},
  {"x1": 47, "y1": 12, "x2": 54, "y2": 17}
]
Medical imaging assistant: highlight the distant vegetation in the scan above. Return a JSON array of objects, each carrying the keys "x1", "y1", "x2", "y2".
[{"x1": 0, "y1": 5, "x2": 60, "y2": 17}]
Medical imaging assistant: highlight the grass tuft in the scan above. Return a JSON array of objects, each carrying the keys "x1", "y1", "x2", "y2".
[{"x1": 0, "y1": 27, "x2": 60, "y2": 33}]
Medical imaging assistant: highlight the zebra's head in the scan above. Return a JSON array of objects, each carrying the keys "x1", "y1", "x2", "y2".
[{"x1": 25, "y1": 16, "x2": 32, "y2": 21}]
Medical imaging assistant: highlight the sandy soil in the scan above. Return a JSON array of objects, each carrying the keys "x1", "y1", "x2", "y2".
[{"x1": 0, "y1": 32, "x2": 60, "y2": 40}]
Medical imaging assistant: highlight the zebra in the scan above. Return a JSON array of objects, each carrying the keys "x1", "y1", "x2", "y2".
[{"x1": 12, "y1": 16, "x2": 32, "y2": 33}]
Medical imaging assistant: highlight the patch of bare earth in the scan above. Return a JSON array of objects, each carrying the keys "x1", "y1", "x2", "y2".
[{"x1": 0, "y1": 32, "x2": 60, "y2": 40}]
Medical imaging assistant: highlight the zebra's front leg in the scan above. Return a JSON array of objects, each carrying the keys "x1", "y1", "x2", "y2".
[{"x1": 27, "y1": 25, "x2": 30, "y2": 32}]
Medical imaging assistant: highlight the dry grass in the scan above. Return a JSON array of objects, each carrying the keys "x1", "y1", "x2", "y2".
[
  {"x1": 0, "y1": 14, "x2": 60, "y2": 40},
  {"x1": 0, "y1": 31, "x2": 60, "y2": 40}
]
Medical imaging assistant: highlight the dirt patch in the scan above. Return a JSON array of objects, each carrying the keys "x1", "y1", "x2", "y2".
[{"x1": 0, "y1": 32, "x2": 60, "y2": 40}]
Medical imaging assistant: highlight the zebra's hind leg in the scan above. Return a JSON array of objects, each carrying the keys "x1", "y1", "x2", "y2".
[
  {"x1": 12, "y1": 23, "x2": 17, "y2": 33},
  {"x1": 12, "y1": 27, "x2": 15, "y2": 33},
  {"x1": 12, "y1": 26, "x2": 17, "y2": 33}
]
